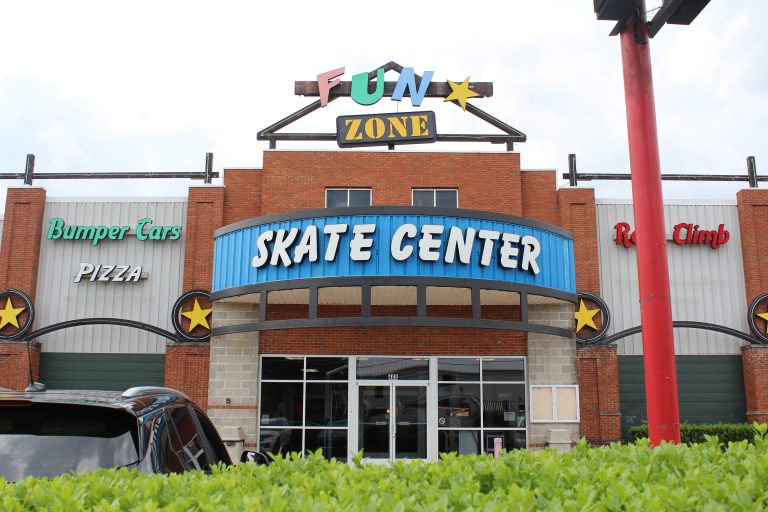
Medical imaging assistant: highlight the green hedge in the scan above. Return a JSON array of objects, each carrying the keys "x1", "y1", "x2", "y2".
[
  {"x1": 630, "y1": 422, "x2": 758, "y2": 445},
  {"x1": 3, "y1": 427, "x2": 768, "y2": 511}
]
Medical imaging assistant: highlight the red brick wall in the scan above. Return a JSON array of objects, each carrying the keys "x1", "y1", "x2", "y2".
[
  {"x1": 259, "y1": 151, "x2": 523, "y2": 215},
  {"x1": 737, "y1": 189, "x2": 768, "y2": 306},
  {"x1": 577, "y1": 346, "x2": 621, "y2": 444},
  {"x1": 183, "y1": 187, "x2": 225, "y2": 291},
  {"x1": 741, "y1": 345, "x2": 768, "y2": 424},
  {"x1": 558, "y1": 188, "x2": 600, "y2": 294},
  {"x1": 260, "y1": 327, "x2": 526, "y2": 356},
  {"x1": 165, "y1": 343, "x2": 210, "y2": 409},
  {"x1": 521, "y1": 170, "x2": 559, "y2": 225},
  {"x1": 0, "y1": 187, "x2": 47, "y2": 303},
  {"x1": 223, "y1": 169, "x2": 262, "y2": 226},
  {"x1": 0, "y1": 342, "x2": 41, "y2": 390}
]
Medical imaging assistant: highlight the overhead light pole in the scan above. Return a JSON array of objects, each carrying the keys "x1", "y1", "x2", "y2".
[{"x1": 593, "y1": 0, "x2": 712, "y2": 446}]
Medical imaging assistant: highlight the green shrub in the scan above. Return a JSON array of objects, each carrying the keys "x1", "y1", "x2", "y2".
[
  {"x1": 630, "y1": 422, "x2": 761, "y2": 445},
  {"x1": 2, "y1": 426, "x2": 768, "y2": 511}
]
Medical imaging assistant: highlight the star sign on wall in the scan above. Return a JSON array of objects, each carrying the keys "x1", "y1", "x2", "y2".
[
  {"x1": 574, "y1": 299, "x2": 600, "y2": 333},
  {"x1": 181, "y1": 298, "x2": 213, "y2": 332},
  {"x1": 0, "y1": 297, "x2": 25, "y2": 329}
]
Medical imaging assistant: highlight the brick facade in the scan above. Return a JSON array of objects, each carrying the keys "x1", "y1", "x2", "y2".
[
  {"x1": 164, "y1": 342, "x2": 211, "y2": 408},
  {"x1": 576, "y1": 345, "x2": 621, "y2": 444},
  {"x1": 0, "y1": 342, "x2": 41, "y2": 390},
  {"x1": 736, "y1": 189, "x2": 768, "y2": 306},
  {"x1": 741, "y1": 345, "x2": 768, "y2": 424},
  {"x1": 0, "y1": 187, "x2": 47, "y2": 303},
  {"x1": 736, "y1": 189, "x2": 768, "y2": 424}
]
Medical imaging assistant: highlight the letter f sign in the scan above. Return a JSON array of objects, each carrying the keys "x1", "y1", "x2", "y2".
[{"x1": 318, "y1": 67, "x2": 345, "y2": 107}]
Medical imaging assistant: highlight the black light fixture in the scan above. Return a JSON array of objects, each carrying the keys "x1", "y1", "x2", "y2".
[
  {"x1": 649, "y1": 0, "x2": 713, "y2": 37},
  {"x1": 595, "y1": 0, "x2": 712, "y2": 37},
  {"x1": 593, "y1": 0, "x2": 642, "y2": 21}
]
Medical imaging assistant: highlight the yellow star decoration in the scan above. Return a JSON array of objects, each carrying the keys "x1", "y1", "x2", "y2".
[
  {"x1": 181, "y1": 298, "x2": 213, "y2": 332},
  {"x1": 444, "y1": 76, "x2": 481, "y2": 111},
  {"x1": 0, "y1": 297, "x2": 25, "y2": 329},
  {"x1": 574, "y1": 299, "x2": 600, "y2": 333},
  {"x1": 757, "y1": 312, "x2": 768, "y2": 334}
]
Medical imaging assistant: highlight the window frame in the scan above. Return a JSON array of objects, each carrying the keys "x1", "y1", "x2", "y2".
[
  {"x1": 325, "y1": 188, "x2": 372, "y2": 208},
  {"x1": 411, "y1": 188, "x2": 459, "y2": 208},
  {"x1": 529, "y1": 384, "x2": 580, "y2": 423}
]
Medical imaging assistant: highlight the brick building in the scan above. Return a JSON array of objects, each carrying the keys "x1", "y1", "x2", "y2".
[
  {"x1": 2, "y1": 65, "x2": 767, "y2": 461},
  {"x1": 2, "y1": 148, "x2": 767, "y2": 462}
]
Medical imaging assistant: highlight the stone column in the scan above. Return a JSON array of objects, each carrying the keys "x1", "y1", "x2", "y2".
[
  {"x1": 526, "y1": 302, "x2": 578, "y2": 448},
  {"x1": 207, "y1": 301, "x2": 261, "y2": 449}
]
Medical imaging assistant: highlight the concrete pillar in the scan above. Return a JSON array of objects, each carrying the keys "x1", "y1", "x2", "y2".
[
  {"x1": 207, "y1": 301, "x2": 260, "y2": 449},
  {"x1": 526, "y1": 302, "x2": 579, "y2": 448}
]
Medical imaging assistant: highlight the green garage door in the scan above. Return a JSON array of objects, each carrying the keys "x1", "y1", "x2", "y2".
[
  {"x1": 619, "y1": 355, "x2": 746, "y2": 440},
  {"x1": 39, "y1": 353, "x2": 165, "y2": 391}
]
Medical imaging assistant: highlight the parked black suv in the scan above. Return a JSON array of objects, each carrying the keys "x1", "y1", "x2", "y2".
[{"x1": 0, "y1": 386, "x2": 258, "y2": 481}]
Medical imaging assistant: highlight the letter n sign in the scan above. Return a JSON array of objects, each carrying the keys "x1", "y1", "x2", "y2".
[{"x1": 336, "y1": 111, "x2": 437, "y2": 147}]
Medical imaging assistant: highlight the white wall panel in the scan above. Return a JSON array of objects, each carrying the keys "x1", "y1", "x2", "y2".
[
  {"x1": 35, "y1": 199, "x2": 187, "y2": 353},
  {"x1": 597, "y1": 201, "x2": 747, "y2": 355}
]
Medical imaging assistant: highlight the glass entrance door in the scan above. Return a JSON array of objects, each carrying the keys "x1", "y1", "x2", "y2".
[{"x1": 358, "y1": 384, "x2": 427, "y2": 461}]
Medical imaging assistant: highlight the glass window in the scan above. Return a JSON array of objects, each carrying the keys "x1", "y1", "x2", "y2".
[
  {"x1": 192, "y1": 410, "x2": 231, "y2": 466},
  {"x1": 438, "y1": 430, "x2": 481, "y2": 455},
  {"x1": 412, "y1": 189, "x2": 458, "y2": 208},
  {"x1": 260, "y1": 382, "x2": 303, "y2": 426},
  {"x1": 436, "y1": 356, "x2": 527, "y2": 456},
  {"x1": 167, "y1": 407, "x2": 206, "y2": 471},
  {"x1": 438, "y1": 358, "x2": 480, "y2": 382},
  {"x1": 482, "y1": 358, "x2": 525, "y2": 382},
  {"x1": 305, "y1": 429, "x2": 348, "y2": 461},
  {"x1": 438, "y1": 383, "x2": 480, "y2": 428},
  {"x1": 260, "y1": 429, "x2": 302, "y2": 455},
  {"x1": 326, "y1": 188, "x2": 371, "y2": 207},
  {"x1": 483, "y1": 383, "x2": 526, "y2": 428},
  {"x1": 0, "y1": 403, "x2": 140, "y2": 480},
  {"x1": 305, "y1": 383, "x2": 348, "y2": 426},
  {"x1": 356, "y1": 357, "x2": 429, "y2": 380},
  {"x1": 305, "y1": 357, "x2": 349, "y2": 380},
  {"x1": 259, "y1": 356, "x2": 350, "y2": 461},
  {"x1": 261, "y1": 357, "x2": 304, "y2": 380},
  {"x1": 484, "y1": 430, "x2": 527, "y2": 452}
]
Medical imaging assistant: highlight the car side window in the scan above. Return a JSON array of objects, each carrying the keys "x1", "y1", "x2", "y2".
[
  {"x1": 190, "y1": 409, "x2": 231, "y2": 467},
  {"x1": 167, "y1": 407, "x2": 206, "y2": 471},
  {"x1": 157, "y1": 414, "x2": 185, "y2": 474}
]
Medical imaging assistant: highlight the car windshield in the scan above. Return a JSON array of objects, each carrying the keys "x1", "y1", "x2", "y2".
[{"x1": 0, "y1": 402, "x2": 140, "y2": 481}]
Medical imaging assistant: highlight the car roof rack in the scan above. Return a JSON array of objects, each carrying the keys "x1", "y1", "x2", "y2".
[{"x1": 121, "y1": 386, "x2": 190, "y2": 400}]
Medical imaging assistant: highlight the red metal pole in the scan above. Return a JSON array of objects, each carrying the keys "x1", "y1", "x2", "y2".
[{"x1": 619, "y1": 6, "x2": 681, "y2": 445}]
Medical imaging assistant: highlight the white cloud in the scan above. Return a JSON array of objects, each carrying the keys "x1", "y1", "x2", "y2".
[{"x1": 0, "y1": 0, "x2": 765, "y2": 209}]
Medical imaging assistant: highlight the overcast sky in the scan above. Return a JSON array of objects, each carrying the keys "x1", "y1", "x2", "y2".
[{"x1": 1, "y1": 1, "x2": 765, "y2": 211}]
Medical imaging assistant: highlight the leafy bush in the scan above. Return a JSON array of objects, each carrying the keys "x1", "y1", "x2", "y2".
[
  {"x1": 630, "y1": 422, "x2": 759, "y2": 445},
  {"x1": 2, "y1": 426, "x2": 768, "y2": 511}
]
